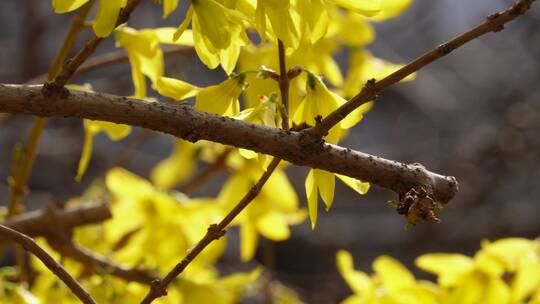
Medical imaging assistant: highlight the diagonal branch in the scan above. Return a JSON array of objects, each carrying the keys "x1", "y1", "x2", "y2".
[
  {"x1": 309, "y1": 0, "x2": 536, "y2": 137},
  {"x1": 47, "y1": 238, "x2": 158, "y2": 284},
  {"x1": 0, "y1": 83, "x2": 458, "y2": 205},
  {"x1": 141, "y1": 158, "x2": 282, "y2": 304},
  {"x1": 0, "y1": 224, "x2": 97, "y2": 304}
]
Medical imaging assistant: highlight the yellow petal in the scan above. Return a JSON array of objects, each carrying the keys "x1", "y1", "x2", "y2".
[
  {"x1": 92, "y1": 121, "x2": 131, "y2": 140},
  {"x1": 173, "y1": 4, "x2": 194, "y2": 41},
  {"x1": 415, "y1": 253, "x2": 474, "y2": 287},
  {"x1": 162, "y1": 0, "x2": 179, "y2": 18},
  {"x1": 256, "y1": 211, "x2": 290, "y2": 241},
  {"x1": 373, "y1": 255, "x2": 415, "y2": 291},
  {"x1": 336, "y1": 174, "x2": 370, "y2": 195},
  {"x1": 313, "y1": 169, "x2": 335, "y2": 211},
  {"x1": 75, "y1": 120, "x2": 96, "y2": 182},
  {"x1": 151, "y1": 140, "x2": 198, "y2": 190},
  {"x1": 240, "y1": 221, "x2": 258, "y2": 262},
  {"x1": 155, "y1": 77, "x2": 200, "y2": 101},
  {"x1": 93, "y1": 0, "x2": 125, "y2": 37},
  {"x1": 336, "y1": 250, "x2": 371, "y2": 294},
  {"x1": 305, "y1": 169, "x2": 318, "y2": 229},
  {"x1": 52, "y1": 0, "x2": 89, "y2": 13},
  {"x1": 196, "y1": 77, "x2": 243, "y2": 115},
  {"x1": 328, "y1": 0, "x2": 381, "y2": 16},
  {"x1": 370, "y1": 0, "x2": 413, "y2": 22}
]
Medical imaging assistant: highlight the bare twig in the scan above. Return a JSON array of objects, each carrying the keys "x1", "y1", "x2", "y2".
[
  {"x1": 309, "y1": 0, "x2": 536, "y2": 137},
  {"x1": 47, "y1": 239, "x2": 158, "y2": 284},
  {"x1": 0, "y1": 225, "x2": 97, "y2": 304},
  {"x1": 0, "y1": 83, "x2": 458, "y2": 204},
  {"x1": 140, "y1": 158, "x2": 282, "y2": 304},
  {"x1": 29, "y1": 46, "x2": 193, "y2": 84},
  {"x1": 1, "y1": 203, "x2": 111, "y2": 237},
  {"x1": 50, "y1": 0, "x2": 142, "y2": 88}
]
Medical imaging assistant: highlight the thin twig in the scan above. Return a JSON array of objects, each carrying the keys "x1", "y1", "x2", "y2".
[
  {"x1": 0, "y1": 225, "x2": 97, "y2": 304},
  {"x1": 48, "y1": 239, "x2": 158, "y2": 284},
  {"x1": 50, "y1": 0, "x2": 142, "y2": 88},
  {"x1": 0, "y1": 83, "x2": 459, "y2": 204},
  {"x1": 28, "y1": 46, "x2": 193, "y2": 84},
  {"x1": 180, "y1": 149, "x2": 231, "y2": 194},
  {"x1": 140, "y1": 158, "x2": 282, "y2": 304},
  {"x1": 309, "y1": 0, "x2": 536, "y2": 137}
]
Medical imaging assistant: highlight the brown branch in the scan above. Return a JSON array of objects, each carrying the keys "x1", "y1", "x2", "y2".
[
  {"x1": 140, "y1": 158, "x2": 282, "y2": 304},
  {"x1": 0, "y1": 225, "x2": 97, "y2": 304},
  {"x1": 1, "y1": 203, "x2": 111, "y2": 237},
  {"x1": 0, "y1": 83, "x2": 458, "y2": 205},
  {"x1": 180, "y1": 149, "x2": 231, "y2": 194},
  {"x1": 47, "y1": 239, "x2": 158, "y2": 284},
  {"x1": 29, "y1": 46, "x2": 194, "y2": 84},
  {"x1": 49, "y1": 0, "x2": 142, "y2": 88},
  {"x1": 309, "y1": 0, "x2": 536, "y2": 137}
]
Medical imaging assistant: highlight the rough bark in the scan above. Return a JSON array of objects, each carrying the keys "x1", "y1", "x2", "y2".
[{"x1": 0, "y1": 84, "x2": 458, "y2": 204}]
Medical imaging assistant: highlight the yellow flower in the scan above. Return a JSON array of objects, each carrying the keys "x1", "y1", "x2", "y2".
[
  {"x1": 116, "y1": 27, "x2": 194, "y2": 99},
  {"x1": 151, "y1": 139, "x2": 200, "y2": 190},
  {"x1": 234, "y1": 93, "x2": 280, "y2": 160},
  {"x1": 369, "y1": 0, "x2": 414, "y2": 22},
  {"x1": 416, "y1": 238, "x2": 540, "y2": 304},
  {"x1": 172, "y1": 0, "x2": 249, "y2": 73},
  {"x1": 305, "y1": 169, "x2": 369, "y2": 229},
  {"x1": 293, "y1": 71, "x2": 373, "y2": 142},
  {"x1": 105, "y1": 167, "x2": 226, "y2": 272},
  {"x1": 326, "y1": 0, "x2": 381, "y2": 16},
  {"x1": 343, "y1": 50, "x2": 416, "y2": 98},
  {"x1": 196, "y1": 74, "x2": 247, "y2": 116},
  {"x1": 337, "y1": 250, "x2": 439, "y2": 304},
  {"x1": 156, "y1": 74, "x2": 248, "y2": 116},
  {"x1": 255, "y1": 0, "x2": 299, "y2": 47},
  {"x1": 51, "y1": 0, "x2": 127, "y2": 37}
]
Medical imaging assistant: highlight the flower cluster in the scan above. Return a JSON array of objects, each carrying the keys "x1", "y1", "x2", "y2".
[{"x1": 338, "y1": 237, "x2": 540, "y2": 304}]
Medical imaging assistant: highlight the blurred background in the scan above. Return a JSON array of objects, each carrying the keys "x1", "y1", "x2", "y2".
[{"x1": 1, "y1": 0, "x2": 540, "y2": 302}]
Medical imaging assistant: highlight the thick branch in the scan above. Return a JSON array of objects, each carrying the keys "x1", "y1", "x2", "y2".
[
  {"x1": 1, "y1": 203, "x2": 111, "y2": 237},
  {"x1": 0, "y1": 84, "x2": 458, "y2": 204},
  {"x1": 310, "y1": 0, "x2": 536, "y2": 136},
  {"x1": 0, "y1": 225, "x2": 96, "y2": 304}
]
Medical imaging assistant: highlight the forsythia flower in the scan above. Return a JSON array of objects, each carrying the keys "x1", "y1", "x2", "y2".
[
  {"x1": 416, "y1": 238, "x2": 540, "y2": 304},
  {"x1": 171, "y1": 0, "x2": 249, "y2": 73},
  {"x1": 116, "y1": 27, "x2": 194, "y2": 99},
  {"x1": 294, "y1": 72, "x2": 372, "y2": 228},
  {"x1": 51, "y1": 0, "x2": 127, "y2": 37},
  {"x1": 305, "y1": 170, "x2": 369, "y2": 229},
  {"x1": 156, "y1": 74, "x2": 248, "y2": 116},
  {"x1": 235, "y1": 93, "x2": 280, "y2": 160},
  {"x1": 337, "y1": 250, "x2": 439, "y2": 304},
  {"x1": 293, "y1": 71, "x2": 372, "y2": 138},
  {"x1": 151, "y1": 139, "x2": 200, "y2": 190}
]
